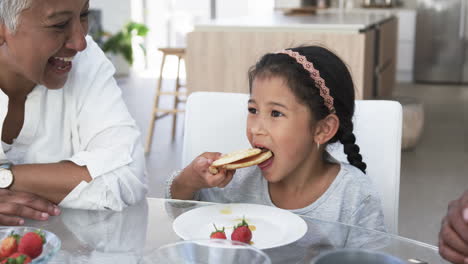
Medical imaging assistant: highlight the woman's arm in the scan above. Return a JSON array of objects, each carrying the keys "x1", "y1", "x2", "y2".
[
  {"x1": 9, "y1": 161, "x2": 91, "y2": 204},
  {"x1": 7, "y1": 123, "x2": 146, "y2": 211}
]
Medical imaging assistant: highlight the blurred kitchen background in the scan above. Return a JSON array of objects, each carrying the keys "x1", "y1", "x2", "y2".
[{"x1": 89, "y1": 0, "x2": 467, "y2": 248}]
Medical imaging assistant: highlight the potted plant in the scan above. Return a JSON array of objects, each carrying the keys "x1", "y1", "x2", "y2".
[{"x1": 101, "y1": 21, "x2": 149, "y2": 76}]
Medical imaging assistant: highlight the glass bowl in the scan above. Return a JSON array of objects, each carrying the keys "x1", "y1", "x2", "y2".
[
  {"x1": 149, "y1": 239, "x2": 271, "y2": 264},
  {"x1": 311, "y1": 249, "x2": 406, "y2": 264},
  {"x1": 0, "y1": 226, "x2": 61, "y2": 264}
]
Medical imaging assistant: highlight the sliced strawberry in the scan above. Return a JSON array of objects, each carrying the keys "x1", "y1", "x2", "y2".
[{"x1": 209, "y1": 224, "x2": 227, "y2": 239}]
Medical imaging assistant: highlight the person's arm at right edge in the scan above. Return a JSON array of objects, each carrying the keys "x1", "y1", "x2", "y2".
[
  {"x1": 169, "y1": 152, "x2": 235, "y2": 200},
  {"x1": 439, "y1": 190, "x2": 468, "y2": 264}
]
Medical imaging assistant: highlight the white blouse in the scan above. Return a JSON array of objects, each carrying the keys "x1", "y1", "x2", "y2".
[
  {"x1": 0, "y1": 36, "x2": 147, "y2": 211},
  {"x1": 1, "y1": 141, "x2": 11, "y2": 152}
]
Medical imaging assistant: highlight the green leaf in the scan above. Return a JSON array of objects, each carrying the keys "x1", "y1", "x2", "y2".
[
  {"x1": 120, "y1": 44, "x2": 133, "y2": 65},
  {"x1": 100, "y1": 21, "x2": 149, "y2": 65}
]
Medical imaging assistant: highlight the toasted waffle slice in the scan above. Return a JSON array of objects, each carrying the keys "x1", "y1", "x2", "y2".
[{"x1": 209, "y1": 148, "x2": 273, "y2": 174}]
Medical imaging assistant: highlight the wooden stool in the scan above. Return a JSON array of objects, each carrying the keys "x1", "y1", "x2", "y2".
[{"x1": 145, "y1": 48, "x2": 186, "y2": 154}]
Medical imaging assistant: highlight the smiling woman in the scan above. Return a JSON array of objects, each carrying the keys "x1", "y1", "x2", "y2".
[{"x1": 0, "y1": 0, "x2": 147, "y2": 226}]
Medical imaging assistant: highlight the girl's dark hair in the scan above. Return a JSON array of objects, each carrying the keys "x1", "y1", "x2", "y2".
[{"x1": 248, "y1": 46, "x2": 367, "y2": 173}]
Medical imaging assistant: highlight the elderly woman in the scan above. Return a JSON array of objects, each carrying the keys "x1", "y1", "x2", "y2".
[{"x1": 0, "y1": 0, "x2": 147, "y2": 225}]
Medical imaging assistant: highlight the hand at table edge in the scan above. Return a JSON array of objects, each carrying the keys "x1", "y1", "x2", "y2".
[
  {"x1": 438, "y1": 190, "x2": 468, "y2": 264},
  {"x1": 0, "y1": 189, "x2": 61, "y2": 226}
]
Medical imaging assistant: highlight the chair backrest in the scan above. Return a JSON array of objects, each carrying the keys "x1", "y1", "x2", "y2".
[{"x1": 182, "y1": 92, "x2": 402, "y2": 234}]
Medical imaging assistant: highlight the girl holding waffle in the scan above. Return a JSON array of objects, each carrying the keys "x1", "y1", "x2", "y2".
[{"x1": 167, "y1": 46, "x2": 385, "y2": 231}]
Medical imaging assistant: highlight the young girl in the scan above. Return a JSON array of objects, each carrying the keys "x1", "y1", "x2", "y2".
[{"x1": 166, "y1": 46, "x2": 386, "y2": 232}]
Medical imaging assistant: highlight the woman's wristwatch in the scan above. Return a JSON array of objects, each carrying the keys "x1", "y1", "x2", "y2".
[{"x1": 0, "y1": 163, "x2": 14, "y2": 189}]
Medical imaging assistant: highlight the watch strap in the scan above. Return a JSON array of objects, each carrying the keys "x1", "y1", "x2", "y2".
[{"x1": 0, "y1": 163, "x2": 12, "y2": 170}]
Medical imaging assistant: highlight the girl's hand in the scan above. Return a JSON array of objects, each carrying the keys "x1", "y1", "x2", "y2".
[
  {"x1": 171, "y1": 152, "x2": 236, "y2": 200},
  {"x1": 190, "y1": 152, "x2": 236, "y2": 189},
  {"x1": 438, "y1": 190, "x2": 468, "y2": 264},
  {"x1": 182, "y1": 152, "x2": 235, "y2": 190}
]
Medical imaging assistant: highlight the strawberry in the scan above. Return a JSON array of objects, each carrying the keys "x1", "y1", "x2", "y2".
[
  {"x1": 209, "y1": 224, "x2": 227, "y2": 239},
  {"x1": 231, "y1": 218, "x2": 252, "y2": 244},
  {"x1": 18, "y1": 231, "x2": 45, "y2": 259},
  {"x1": 0, "y1": 233, "x2": 20, "y2": 258},
  {"x1": 1, "y1": 252, "x2": 31, "y2": 264}
]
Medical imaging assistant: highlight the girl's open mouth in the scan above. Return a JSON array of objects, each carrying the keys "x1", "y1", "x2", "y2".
[{"x1": 256, "y1": 147, "x2": 274, "y2": 170}]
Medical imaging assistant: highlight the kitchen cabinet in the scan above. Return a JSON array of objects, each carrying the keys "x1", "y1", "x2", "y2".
[
  {"x1": 333, "y1": 8, "x2": 416, "y2": 82},
  {"x1": 376, "y1": 16, "x2": 398, "y2": 97},
  {"x1": 186, "y1": 12, "x2": 397, "y2": 99}
]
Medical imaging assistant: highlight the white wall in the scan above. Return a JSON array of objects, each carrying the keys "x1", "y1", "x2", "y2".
[
  {"x1": 141, "y1": 0, "x2": 212, "y2": 71},
  {"x1": 247, "y1": 0, "x2": 275, "y2": 16},
  {"x1": 141, "y1": 0, "x2": 275, "y2": 70},
  {"x1": 216, "y1": 0, "x2": 249, "y2": 18},
  {"x1": 217, "y1": 0, "x2": 274, "y2": 18},
  {"x1": 90, "y1": 0, "x2": 132, "y2": 33}
]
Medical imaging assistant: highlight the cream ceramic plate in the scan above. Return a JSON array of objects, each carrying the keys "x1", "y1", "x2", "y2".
[{"x1": 173, "y1": 203, "x2": 308, "y2": 249}]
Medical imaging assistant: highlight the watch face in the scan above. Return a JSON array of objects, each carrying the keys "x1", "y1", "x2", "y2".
[{"x1": 0, "y1": 169, "x2": 13, "y2": 188}]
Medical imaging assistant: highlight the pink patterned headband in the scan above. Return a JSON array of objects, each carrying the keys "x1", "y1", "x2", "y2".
[{"x1": 276, "y1": 49, "x2": 336, "y2": 114}]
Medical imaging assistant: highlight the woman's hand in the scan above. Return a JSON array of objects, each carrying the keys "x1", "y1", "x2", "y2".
[
  {"x1": 439, "y1": 190, "x2": 468, "y2": 264},
  {"x1": 0, "y1": 189, "x2": 61, "y2": 226},
  {"x1": 171, "y1": 152, "x2": 236, "y2": 200}
]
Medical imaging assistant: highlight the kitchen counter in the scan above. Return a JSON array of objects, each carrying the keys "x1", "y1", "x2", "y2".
[
  {"x1": 323, "y1": 7, "x2": 415, "y2": 13},
  {"x1": 186, "y1": 11, "x2": 398, "y2": 99},
  {"x1": 194, "y1": 11, "x2": 393, "y2": 33}
]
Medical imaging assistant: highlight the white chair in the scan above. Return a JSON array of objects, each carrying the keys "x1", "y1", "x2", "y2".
[{"x1": 182, "y1": 92, "x2": 402, "y2": 234}]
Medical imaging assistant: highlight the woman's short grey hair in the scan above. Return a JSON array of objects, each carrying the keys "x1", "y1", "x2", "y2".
[{"x1": 0, "y1": 0, "x2": 32, "y2": 32}]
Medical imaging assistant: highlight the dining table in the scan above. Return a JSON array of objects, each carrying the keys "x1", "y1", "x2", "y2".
[{"x1": 23, "y1": 197, "x2": 448, "y2": 264}]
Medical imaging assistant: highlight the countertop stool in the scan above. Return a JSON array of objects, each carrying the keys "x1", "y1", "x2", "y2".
[{"x1": 145, "y1": 47, "x2": 186, "y2": 154}]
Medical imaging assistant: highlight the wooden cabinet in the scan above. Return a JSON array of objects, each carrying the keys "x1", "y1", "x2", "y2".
[
  {"x1": 343, "y1": 8, "x2": 416, "y2": 82},
  {"x1": 376, "y1": 17, "x2": 398, "y2": 97}
]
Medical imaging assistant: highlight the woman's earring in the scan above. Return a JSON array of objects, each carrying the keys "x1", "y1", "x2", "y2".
[{"x1": 316, "y1": 142, "x2": 320, "y2": 150}]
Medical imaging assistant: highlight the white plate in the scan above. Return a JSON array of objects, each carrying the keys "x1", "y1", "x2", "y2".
[{"x1": 173, "y1": 203, "x2": 308, "y2": 249}]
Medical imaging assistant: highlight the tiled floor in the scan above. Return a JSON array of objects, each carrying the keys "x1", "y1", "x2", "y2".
[{"x1": 118, "y1": 71, "x2": 468, "y2": 246}]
